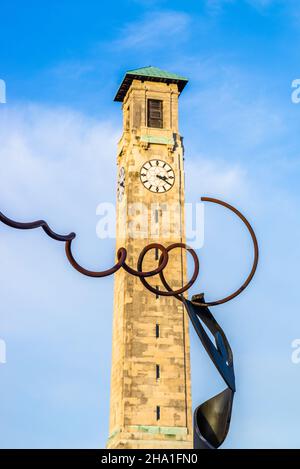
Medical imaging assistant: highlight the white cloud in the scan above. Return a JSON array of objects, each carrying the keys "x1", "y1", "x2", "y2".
[
  {"x1": 185, "y1": 157, "x2": 248, "y2": 203},
  {"x1": 206, "y1": 0, "x2": 234, "y2": 12},
  {"x1": 179, "y1": 57, "x2": 286, "y2": 150},
  {"x1": 0, "y1": 104, "x2": 119, "y2": 218},
  {"x1": 206, "y1": 0, "x2": 277, "y2": 12},
  {"x1": 114, "y1": 11, "x2": 191, "y2": 49},
  {"x1": 0, "y1": 104, "x2": 120, "y2": 336},
  {"x1": 50, "y1": 61, "x2": 95, "y2": 80},
  {"x1": 247, "y1": 0, "x2": 276, "y2": 7}
]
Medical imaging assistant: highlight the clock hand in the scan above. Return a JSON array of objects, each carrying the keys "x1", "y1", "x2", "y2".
[{"x1": 157, "y1": 175, "x2": 172, "y2": 186}]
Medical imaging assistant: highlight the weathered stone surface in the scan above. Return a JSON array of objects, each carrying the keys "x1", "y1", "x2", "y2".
[{"x1": 107, "y1": 78, "x2": 192, "y2": 449}]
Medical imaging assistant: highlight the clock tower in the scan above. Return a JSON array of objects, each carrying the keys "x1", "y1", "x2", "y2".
[{"x1": 107, "y1": 67, "x2": 192, "y2": 449}]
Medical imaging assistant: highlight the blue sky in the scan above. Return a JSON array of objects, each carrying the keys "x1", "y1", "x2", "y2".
[{"x1": 0, "y1": 0, "x2": 300, "y2": 449}]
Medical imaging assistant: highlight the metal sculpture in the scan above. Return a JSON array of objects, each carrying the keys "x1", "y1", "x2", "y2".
[{"x1": 0, "y1": 196, "x2": 258, "y2": 449}]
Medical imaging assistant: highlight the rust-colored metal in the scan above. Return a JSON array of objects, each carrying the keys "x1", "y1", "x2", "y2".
[
  {"x1": 122, "y1": 243, "x2": 169, "y2": 278},
  {"x1": 0, "y1": 210, "x2": 75, "y2": 242},
  {"x1": 138, "y1": 242, "x2": 199, "y2": 298},
  {"x1": 137, "y1": 198, "x2": 259, "y2": 307},
  {"x1": 193, "y1": 197, "x2": 259, "y2": 306},
  {"x1": 65, "y1": 240, "x2": 128, "y2": 278},
  {"x1": 0, "y1": 197, "x2": 258, "y2": 303}
]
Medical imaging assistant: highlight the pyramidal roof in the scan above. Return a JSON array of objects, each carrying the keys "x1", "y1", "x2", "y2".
[{"x1": 114, "y1": 66, "x2": 188, "y2": 102}]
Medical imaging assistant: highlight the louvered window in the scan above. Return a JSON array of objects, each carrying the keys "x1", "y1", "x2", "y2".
[{"x1": 147, "y1": 99, "x2": 163, "y2": 128}]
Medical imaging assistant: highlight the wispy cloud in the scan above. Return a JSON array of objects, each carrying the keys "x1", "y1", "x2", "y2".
[
  {"x1": 50, "y1": 60, "x2": 95, "y2": 80},
  {"x1": 186, "y1": 157, "x2": 248, "y2": 203},
  {"x1": 206, "y1": 0, "x2": 234, "y2": 12},
  {"x1": 113, "y1": 11, "x2": 191, "y2": 50},
  {"x1": 0, "y1": 104, "x2": 120, "y2": 293},
  {"x1": 206, "y1": 0, "x2": 277, "y2": 12},
  {"x1": 0, "y1": 105, "x2": 119, "y2": 217},
  {"x1": 247, "y1": 0, "x2": 276, "y2": 7},
  {"x1": 178, "y1": 56, "x2": 286, "y2": 153}
]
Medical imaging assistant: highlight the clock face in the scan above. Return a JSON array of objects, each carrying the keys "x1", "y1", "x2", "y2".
[
  {"x1": 117, "y1": 167, "x2": 125, "y2": 201},
  {"x1": 140, "y1": 159, "x2": 175, "y2": 193}
]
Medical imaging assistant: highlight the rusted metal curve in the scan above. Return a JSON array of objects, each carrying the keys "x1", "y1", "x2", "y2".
[
  {"x1": 0, "y1": 197, "x2": 258, "y2": 305},
  {"x1": 159, "y1": 243, "x2": 199, "y2": 298},
  {"x1": 138, "y1": 198, "x2": 258, "y2": 307},
  {"x1": 65, "y1": 241, "x2": 127, "y2": 278},
  {"x1": 122, "y1": 243, "x2": 169, "y2": 278},
  {"x1": 137, "y1": 242, "x2": 199, "y2": 297},
  {"x1": 0, "y1": 210, "x2": 75, "y2": 242},
  {"x1": 194, "y1": 197, "x2": 259, "y2": 306},
  {"x1": 65, "y1": 242, "x2": 171, "y2": 279}
]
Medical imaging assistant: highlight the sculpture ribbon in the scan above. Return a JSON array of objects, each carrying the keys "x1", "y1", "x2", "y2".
[{"x1": 0, "y1": 197, "x2": 258, "y2": 449}]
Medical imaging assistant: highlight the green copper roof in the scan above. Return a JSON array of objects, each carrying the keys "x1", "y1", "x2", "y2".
[
  {"x1": 114, "y1": 66, "x2": 188, "y2": 102},
  {"x1": 127, "y1": 66, "x2": 187, "y2": 81}
]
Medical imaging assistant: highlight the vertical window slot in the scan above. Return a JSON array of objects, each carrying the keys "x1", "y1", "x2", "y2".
[{"x1": 147, "y1": 99, "x2": 163, "y2": 128}]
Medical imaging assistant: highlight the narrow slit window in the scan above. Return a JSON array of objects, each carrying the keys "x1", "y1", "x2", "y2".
[
  {"x1": 156, "y1": 364, "x2": 160, "y2": 379},
  {"x1": 156, "y1": 323, "x2": 160, "y2": 338},
  {"x1": 156, "y1": 285, "x2": 159, "y2": 299},
  {"x1": 147, "y1": 99, "x2": 163, "y2": 128},
  {"x1": 155, "y1": 209, "x2": 159, "y2": 223},
  {"x1": 125, "y1": 106, "x2": 130, "y2": 130},
  {"x1": 155, "y1": 248, "x2": 159, "y2": 261},
  {"x1": 156, "y1": 406, "x2": 160, "y2": 421}
]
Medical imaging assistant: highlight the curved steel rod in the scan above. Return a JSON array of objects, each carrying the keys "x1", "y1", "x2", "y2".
[
  {"x1": 0, "y1": 198, "x2": 258, "y2": 300},
  {"x1": 0, "y1": 210, "x2": 75, "y2": 242},
  {"x1": 197, "y1": 197, "x2": 259, "y2": 306},
  {"x1": 138, "y1": 243, "x2": 199, "y2": 297},
  {"x1": 65, "y1": 241, "x2": 128, "y2": 278},
  {"x1": 0, "y1": 212, "x2": 175, "y2": 280},
  {"x1": 139, "y1": 197, "x2": 259, "y2": 307},
  {"x1": 122, "y1": 243, "x2": 169, "y2": 278}
]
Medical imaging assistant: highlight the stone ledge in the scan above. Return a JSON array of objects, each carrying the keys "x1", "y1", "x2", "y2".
[
  {"x1": 140, "y1": 135, "x2": 174, "y2": 145},
  {"x1": 128, "y1": 425, "x2": 188, "y2": 436},
  {"x1": 107, "y1": 426, "x2": 192, "y2": 449}
]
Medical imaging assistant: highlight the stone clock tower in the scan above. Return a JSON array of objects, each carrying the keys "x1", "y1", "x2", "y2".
[{"x1": 107, "y1": 67, "x2": 192, "y2": 449}]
